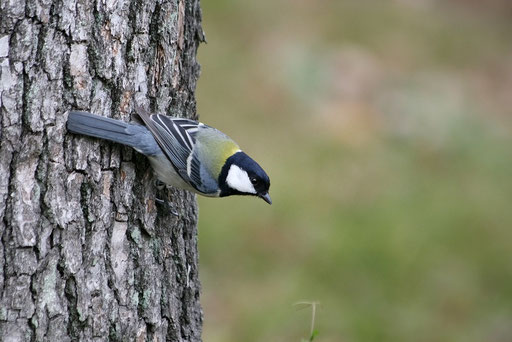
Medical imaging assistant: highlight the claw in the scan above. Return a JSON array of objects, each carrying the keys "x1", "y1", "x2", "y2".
[
  {"x1": 155, "y1": 179, "x2": 166, "y2": 190},
  {"x1": 155, "y1": 197, "x2": 179, "y2": 216}
]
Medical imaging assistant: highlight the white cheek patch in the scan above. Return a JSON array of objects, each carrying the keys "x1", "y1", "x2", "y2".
[{"x1": 226, "y1": 164, "x2": 257, "y2": 194}]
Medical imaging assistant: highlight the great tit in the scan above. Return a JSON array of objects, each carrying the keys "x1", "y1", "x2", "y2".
[{"x1": 66, "y1": 106, "x2": 271, "y2": 204}]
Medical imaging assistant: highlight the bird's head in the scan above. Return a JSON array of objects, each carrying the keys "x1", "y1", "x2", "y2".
[{"x1": 219, "y1": 151, "x2": 271, "y2": 204}]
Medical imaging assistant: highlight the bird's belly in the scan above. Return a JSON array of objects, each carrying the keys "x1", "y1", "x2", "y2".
[{"x1": 147, "y1": 155, "x2": 196, "y2": 192}]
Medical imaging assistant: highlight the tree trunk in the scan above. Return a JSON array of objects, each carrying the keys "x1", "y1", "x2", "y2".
[{"x1": 0, "y1": 0, "x2": 204, "y2": 341}]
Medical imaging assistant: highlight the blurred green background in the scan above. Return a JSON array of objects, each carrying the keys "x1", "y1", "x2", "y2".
[{"x1": 195, "y1": 1, "x2": 512, "y2": 341}]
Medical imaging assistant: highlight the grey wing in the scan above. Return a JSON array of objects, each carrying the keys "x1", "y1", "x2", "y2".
[
  {"x1": 134, "y1": 106, "x2": 212, "y2": 193},
  {"x1": 151, "y1": 115, "x2": 195, "y2": 172},
  {"x1": 158, "y1": 117, "x2": 220, "y2": 194}
]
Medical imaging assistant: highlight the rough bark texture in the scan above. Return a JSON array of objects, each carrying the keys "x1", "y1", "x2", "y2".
[{"x1": 0, "y1": 0, "x2": 204, "y2": 341}]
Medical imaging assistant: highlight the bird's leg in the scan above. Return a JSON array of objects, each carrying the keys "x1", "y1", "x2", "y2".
[
  {"x1": 154, "y1": 179, "x2": 166, "y2": 190},
  {"x1": 154, "y1": 180, "x2": 179, "y2": 216}
]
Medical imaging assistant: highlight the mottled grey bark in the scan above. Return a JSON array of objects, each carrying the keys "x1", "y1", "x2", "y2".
[{"x1": 0, "y1": 0, "x2": 204, "y2": 341}]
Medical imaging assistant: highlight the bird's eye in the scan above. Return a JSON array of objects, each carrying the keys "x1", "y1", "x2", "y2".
[{"x1": 250, "y1": 178, "x2": 258, "y2": 185}]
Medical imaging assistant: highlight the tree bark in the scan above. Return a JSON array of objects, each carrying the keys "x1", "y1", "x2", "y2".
[{"x1": 0, "y1": 0, "x2": 204, "y2": 341}]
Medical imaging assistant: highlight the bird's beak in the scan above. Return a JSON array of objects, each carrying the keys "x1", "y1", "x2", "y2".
[{"x1": 260, "y1": 192, "x2": 272, "y2": 205}]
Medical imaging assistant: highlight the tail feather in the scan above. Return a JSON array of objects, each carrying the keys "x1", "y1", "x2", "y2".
[{"x1": 67, "y1": 111, "x2": 160, "y2": 155}]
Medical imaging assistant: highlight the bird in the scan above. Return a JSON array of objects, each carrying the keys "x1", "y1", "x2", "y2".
[{"x1": 66, "y1": 106, "x2": 272, "y2": 204}]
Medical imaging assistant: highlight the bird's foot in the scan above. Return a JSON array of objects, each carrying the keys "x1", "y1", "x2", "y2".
[
  {"x1": 155, "y1": 197, "x2": 179, "y2": 217},
  {"x1": 155, "y1": 179, "x2": 166, "y2": 190}
]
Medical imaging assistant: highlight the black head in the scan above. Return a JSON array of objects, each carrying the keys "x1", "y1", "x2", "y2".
[{"x1": 218, "y1": 151, "x2": 271, "y2": 204}]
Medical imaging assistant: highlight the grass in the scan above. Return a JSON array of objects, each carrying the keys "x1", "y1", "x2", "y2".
[
  {"x1": 195, "y1": 1, "x2": 512, "y2": 341},
  {"x1": 295, "y1": 301, "x2": 320, "y2": 342}
]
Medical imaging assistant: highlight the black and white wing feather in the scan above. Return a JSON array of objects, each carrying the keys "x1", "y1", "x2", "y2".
[{"x1": 135, "y1": 105, "x2": 213, "y2": 194}]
